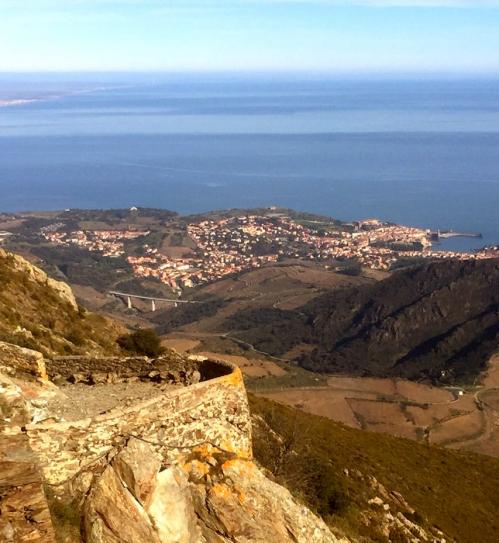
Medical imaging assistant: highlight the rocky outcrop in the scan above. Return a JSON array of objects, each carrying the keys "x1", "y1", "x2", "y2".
[
  {"x1": 83, "y1": 438, "x2": 344, "y2": 543},
  {"x1": 191, "y1": 456, "x2": 341, "y2": 543},
  {"x1": 0, "y1": 248, "x2": 77, "y2": 310}
]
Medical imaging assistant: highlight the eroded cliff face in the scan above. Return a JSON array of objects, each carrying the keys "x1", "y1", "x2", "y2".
[{"x1": 0, "y1": 343, "x2": 344, "y2": 543}]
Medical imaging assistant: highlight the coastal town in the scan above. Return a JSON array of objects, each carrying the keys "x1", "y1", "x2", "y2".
[{"x1": 38, "y1": 212, "x2": 499, "y2": 292}]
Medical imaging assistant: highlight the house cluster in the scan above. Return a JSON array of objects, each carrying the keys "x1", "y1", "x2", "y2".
[
  {"x1": 41, "y1": 229, "x2": 148, "y2": 257},
  {"x1": 187, "y1": 216, "x2": 432, "y2": 272},
  {"x1": 40, "y1": 214, "x2": 498, "y2": 290}
]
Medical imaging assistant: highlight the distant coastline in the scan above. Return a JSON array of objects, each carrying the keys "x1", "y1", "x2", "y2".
[
  {"x1": 1, "y1": 78, "x2": 498, "y2": 254},
  {"x1": 0, "y1": 84, "x2": 134, "y2": 109},
  {"x1": 0, "y1": 98, "x2": 38, "y2": 108}
]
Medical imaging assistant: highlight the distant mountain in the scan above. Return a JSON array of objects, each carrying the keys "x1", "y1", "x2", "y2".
[
  {"x1": 228, "y1": 259, "x2": 499, "y2": 384},
  {"x1": 304, "y1": 259, "x2": 499, "y2": 383}
]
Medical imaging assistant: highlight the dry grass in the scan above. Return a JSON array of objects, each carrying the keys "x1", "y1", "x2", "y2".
[
  {"x1": 429, "y1": 410, "x2": 485, "y2": 445},
  {"x1": 250, "y1": 394, "x2": 499, "y2": 543}
]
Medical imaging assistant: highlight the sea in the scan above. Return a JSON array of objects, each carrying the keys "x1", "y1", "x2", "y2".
[{"x1": 1, "y1": 73, "x2": 498, "y2": 252}]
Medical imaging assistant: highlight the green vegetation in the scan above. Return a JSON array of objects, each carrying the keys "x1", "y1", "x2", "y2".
[
  {"x1": 117, "y1": 328, "x2": 165, "y2": 357},
  {"x1": 250, "y1": 395, "x2": 499, "y2": 543},
  {"x1": 54, "y1": 207, "x2": 177, "y2": 224},
  {"x1": 28, "y1": 245, "x2": 133, "y2": 290},
  {"x1": 225, "y1": 307, "x2": 311, "y2": 356}
]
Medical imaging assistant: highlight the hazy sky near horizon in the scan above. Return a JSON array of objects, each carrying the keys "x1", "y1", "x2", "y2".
[{"x1": 1, "y1": 1, "x2": 499, "y2": 73}]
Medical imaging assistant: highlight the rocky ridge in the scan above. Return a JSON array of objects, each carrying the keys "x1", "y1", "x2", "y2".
[
  {"x1": 0, "y1": 248, "x2": 78, "y2": 310},
  {"x1": 82, "y1": 437, "x2": 342, "y2": 543},
  {"x1": 304, "y1": 259, "x2": 499, "y2": 382},
  {"x1": 0, "y1": 248, "x2": 124, "y2": 356}
]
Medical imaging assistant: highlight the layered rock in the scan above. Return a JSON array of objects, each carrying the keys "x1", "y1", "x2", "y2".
[
  {"x1": 1, "y1": 343, "x2": 342, "y2": 542},
  {"x1": 0, "y1": 373, "x2": 56, "y2": 542}
]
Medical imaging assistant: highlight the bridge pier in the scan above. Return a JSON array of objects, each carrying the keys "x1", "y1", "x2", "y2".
[
  {"x1": 127, "y1": 296, "x2": 132, "y2": 309},
  {"x1": 151, "y1": 299, "x2": 156, "y2": 312}
]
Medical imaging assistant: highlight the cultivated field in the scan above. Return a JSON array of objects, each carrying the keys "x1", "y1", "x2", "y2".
[{"x1": 257, "y1": 355, "x2": 499, "y2": 457}]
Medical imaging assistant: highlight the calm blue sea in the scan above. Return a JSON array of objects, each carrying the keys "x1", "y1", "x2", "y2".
[{"x1": 1, "y1": 74, "x2": 498, "y2": 251}]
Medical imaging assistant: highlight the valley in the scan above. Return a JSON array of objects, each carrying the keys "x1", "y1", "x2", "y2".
[
  {"x1": 1, "y1": 226, "x2": 499, "y2": 542},
  {"x1": 2, "y1": 206, "x2": 499, "y2": 461}
]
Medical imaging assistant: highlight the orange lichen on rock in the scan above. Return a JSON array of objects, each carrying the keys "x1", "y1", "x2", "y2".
[
  {"x1": 211, "y1": 482, "x2": 232, "y2": 499},
  {"x1": 182, "y1": 459, "x2": 211, "y2": 480},
  {"x1": 220, "y1": 367, "x2": 245, "y2": 388}
]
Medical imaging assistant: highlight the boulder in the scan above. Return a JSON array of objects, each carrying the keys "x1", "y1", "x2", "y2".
[
  {"x1": 191, "y1": 458, "x2": 344, "y2": 543},
  {"x1": 146, "y1": 467, "x2": 201, "y2": 543},
  {"x1": 112, "y1": 437, "x2": 161, "y2": 505},
  {"x1": 84, "y1": 465, "x2": 161, "y2": 543}
]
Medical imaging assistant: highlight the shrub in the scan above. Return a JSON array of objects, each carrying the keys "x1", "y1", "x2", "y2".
[{"x1": 117, "y1": 328, "x2": 165, "y2": 357}]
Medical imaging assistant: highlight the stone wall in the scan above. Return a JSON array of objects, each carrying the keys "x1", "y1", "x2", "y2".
[
  {"x1": 46, "y1": 354, "x2": 232, "y2": 385},
  {"x1": 0, "y1": 342, "x2": 48, "y2": 382},
  {"x1": 26, "y1": 359, "x2": 252, "y2": 486}
]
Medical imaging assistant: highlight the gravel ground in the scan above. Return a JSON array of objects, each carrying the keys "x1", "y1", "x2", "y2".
[{"x1": 46, "y1": 381, "x2": 177, "y2": 421}]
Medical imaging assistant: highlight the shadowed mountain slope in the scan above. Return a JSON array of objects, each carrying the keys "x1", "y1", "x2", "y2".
[
  {"x1": 228, "y1": 259, "x2": 499, "y2": 384},
  {"x1": 304, "y1": 259, "x2": 499, "y2": 383}
]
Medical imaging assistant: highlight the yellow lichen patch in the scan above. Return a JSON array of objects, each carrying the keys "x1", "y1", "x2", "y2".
[
  {"x1": 211, "y1": 482, "x2": 232, "y2": 500},
  {"x1": 220, "y1": 367, "x2": 244, "y2": 388},
  {"x1": 182, "y1": 459, "x2": 211, "y2": 479},
  {"x1": 192, "y1": 443, "x2": 218, "y2": 457},
  {"x1": 37, "y1": 359, "x2": 49, "y2": 382},
  {"x1": 219, "y1": 436, "x2": 252, "y2": 460}
]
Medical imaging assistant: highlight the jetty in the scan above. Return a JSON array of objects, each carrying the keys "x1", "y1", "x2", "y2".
[{"x1": 430, "y1": 229, "x2": 482, "y2": 240}]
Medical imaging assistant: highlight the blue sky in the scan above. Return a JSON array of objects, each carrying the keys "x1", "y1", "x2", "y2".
[{"x1": 1, "y1": 1, "x2": 499, "y2": 73}]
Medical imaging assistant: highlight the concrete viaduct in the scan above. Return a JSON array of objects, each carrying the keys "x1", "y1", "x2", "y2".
[{"x1": 108, "y1": 291, "x2": 204, "y2": 312}]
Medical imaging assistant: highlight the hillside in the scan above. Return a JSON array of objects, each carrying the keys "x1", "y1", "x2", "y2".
[
  {"x1": 305, "y1": 259, "x2": 499, "y2": 383},
  {"x1": 229, "y1": 259, "x2": 499, "y2": 384},
  {"x1": 1, "y1": 245, "x2": 498, "y2": 542},
  {"x1": 0, "y1": 248, "x2": 125, "y2": 356},
  {"x1": 154, "y1": 261, "x2": 380, "y2": 340},
  {"x1": 250, "y1": 395, "x2": 499, "y2": 543}
]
